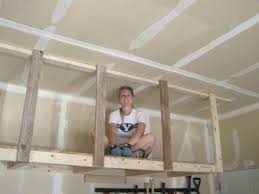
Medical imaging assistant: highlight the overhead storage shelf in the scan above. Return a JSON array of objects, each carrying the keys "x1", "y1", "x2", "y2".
[
  {"x1": 0, "y1": 44, "x2": 223, "y2": 178},
  {"x1": 0, "y1": 145, "x2": 216, "y2": 177}
]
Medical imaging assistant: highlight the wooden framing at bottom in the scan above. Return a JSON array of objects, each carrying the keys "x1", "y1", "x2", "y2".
[
  {"x1": 0, "y1": 145, "x2": 216, "y2": 177},
  {"x1": 84, "y1": 174, "x2": 127, "y2": 184}
]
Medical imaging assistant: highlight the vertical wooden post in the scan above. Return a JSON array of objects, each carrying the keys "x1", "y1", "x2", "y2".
[
  {"x1": 159, "y1": 80, "x2": 173, "y2": 170},
  {"x1": 17, "y1": 49, "x2": 43, "y2": 162},
  {"x1": 93, "y1": 65, "x2": 106, "y2": 167},
  {"x1": 209, "y1": 93, "x2": 223, "y2": 172}
]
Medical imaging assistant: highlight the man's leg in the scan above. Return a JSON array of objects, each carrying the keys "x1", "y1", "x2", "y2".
[{"x1": 132, "y1": 133, "x2": 155, "y2": 157}]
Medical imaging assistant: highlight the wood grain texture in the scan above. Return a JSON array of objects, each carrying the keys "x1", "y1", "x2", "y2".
[
  {"x1": 209, "y1": 94, "x2": 223, "y2": 172},
  {"x1": 93, "y1": 65, "x2": 106, "y2": 167},
  {"x1": 17, "y1": 49, "x2": 43, "y2": 162},
  {"x1": 159, "y1": 80, "x2": 173, "y2": 170},
  {"x1": 0, "y1": 145, "x2": 217, "y2": 175}
]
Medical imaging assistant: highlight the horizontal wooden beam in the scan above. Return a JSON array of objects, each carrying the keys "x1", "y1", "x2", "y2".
[
  {"x1": 0, "y1": 145, "x2": 217, "y2": 175},
  {"x1": 0, "y1": 42, "x2": 232, "y2": 102},
  {"x1": 104, "y1": 155, "x2": 163, "y2": 171},
  {"x1": 84, "y1": 174, "x2": 126, "y2": 184},
  {"x1": 125, "y1": 170, "x2": 168, "y2": 177},
  {"x1": 72, "y1": 167, "x2": 99, "y2": 174},
  {"x1": 173, "y1": 162, "x2": 216, "y2": 173},
  {"x1": 7, "y1": 162, "x2": 76, "y2": 173}
]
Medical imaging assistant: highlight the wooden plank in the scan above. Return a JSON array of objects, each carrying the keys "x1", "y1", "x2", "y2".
[
  {"x1": 93, "y1": 65, "x2": 106, "y2": 167},
  {"x1": 209, "y1": 94, "x2": 223, "y2": 172},
  {"x1": 172, "y1": 161, "x2": 216, "y2": 173},
  {"x1": 0, "y1": 42, "x2": 232, "y2": 102},
  {"x1": 0, "y1": 146, "x2": 17, "y2": 163},
  {"x1": 0, "y1": 145, "x2": 219, "y2": 175},
  {"x1": 125, "y1": 170, "x2": 152, "y2": 176},
  {"x1": 10, "y1": 162, "x2": 75, "y2": 173},
  {"x1": 0, "y1": 42, "x2": 31, "y2": 58},
  {"x1": 104, "y1": 156, "x2": 163, "y2": 171},
  {"x1": 74, "y1": 167, "x2": 126, "y2": 177},
  {"x1": 125, "y1": 170, "x2": 168, "y2": 178},
  {"x1": 0, "y1": 146, "x2": 163, "y2": 170},
  {"x1": 72, "y1": 167, "x2": 99, "y2": 174},
  {"x1": 159, "y1": 80, "x2": 173, "y2": 170},
  {"x1": 84, "y1": 174, "x2": 126, "y2": 184},
  {"x1": 17, "y1": 50, "x2": 43, "y2": 162},
  {"x1": 30, "y1": 149, "x2": 93, "y2": 167},
  {"x1": 44, "y1": 54, "x2": 95, "y2": 73},
  {"x1": 85, "y1": 168, "x2": 125, "y2": 176}
]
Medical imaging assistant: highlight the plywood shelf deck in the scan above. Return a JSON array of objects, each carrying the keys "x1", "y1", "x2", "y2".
[{"x1": 0, "y1": 145, "x2": 216, "y2": 177}]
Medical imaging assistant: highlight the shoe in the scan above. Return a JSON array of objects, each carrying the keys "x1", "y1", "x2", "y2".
[{"x1": 133, "y1": 149, "x2": 145, "y2": 158}]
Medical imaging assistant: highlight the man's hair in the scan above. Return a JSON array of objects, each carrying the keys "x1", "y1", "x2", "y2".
[{"x1": 118, "y1": 86, "x2": 134, "y2": 97}]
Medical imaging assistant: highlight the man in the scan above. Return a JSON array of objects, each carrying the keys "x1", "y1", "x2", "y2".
[{"x1": 107, "y1": 86, "x2": 155, "y2": 158}]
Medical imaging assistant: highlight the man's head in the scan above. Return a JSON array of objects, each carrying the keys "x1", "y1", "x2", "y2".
[{"x1": 118, "y1": 86, "x2": 134, "y2": 108}]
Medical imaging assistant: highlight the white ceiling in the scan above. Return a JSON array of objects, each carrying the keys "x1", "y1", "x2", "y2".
[{"x1": 0, "y1": 0, "x2": 258, "y2": 118}]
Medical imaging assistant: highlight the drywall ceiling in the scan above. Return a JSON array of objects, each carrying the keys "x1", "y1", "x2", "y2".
[{"x1": 0, "y1": 0, "x2": 258, "y2": 118}]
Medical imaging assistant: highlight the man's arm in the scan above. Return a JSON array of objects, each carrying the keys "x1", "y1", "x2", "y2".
[
  {"x1": 127, "y1": 122, "x2": 145, "y2": 146},
  {"x1": 107, "y1": 123, "x2": 117, "y2": 146}
]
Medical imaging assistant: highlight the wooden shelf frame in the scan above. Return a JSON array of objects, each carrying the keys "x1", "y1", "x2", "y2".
[
  {"x1": 0, "y1": 145, "x2": 216, "y2": 176},
  {"x1": 0, "y1": 42, "x2": 231, "y2": 102},
  {"x1": 0, "y1": 44, "x2": 223, "y2": 176}
]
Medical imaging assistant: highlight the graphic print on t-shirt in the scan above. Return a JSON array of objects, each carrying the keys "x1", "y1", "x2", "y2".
[{"x1": 117, "y1": 123, "x2": 138, "y2": 132}]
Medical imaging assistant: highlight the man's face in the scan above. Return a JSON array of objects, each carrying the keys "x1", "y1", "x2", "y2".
[{"x1": 119, "y1": 89, "x2": 133, "y2": 107}]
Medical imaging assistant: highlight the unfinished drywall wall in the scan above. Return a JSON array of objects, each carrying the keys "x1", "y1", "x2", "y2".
[
  {"x1": 220, "y1": 109, "x2": 259, "y2": 170},
  {"x1": 0, "y1": 168, "x2": 213, "y2": 194},
  {"x1": 221, "y1": 168, "x2": 259, "y2": 194},
  {"x1": 64, "y1": 102, "x2": 95, "y2": 153},
  {"x1": 32, "y1": 97, "x2": 96, "y2": 154},
  {"x1": 0, "y1": 87, "x2": 97, "y2": 153},
  {"x1": 150, "y1": 117, "x2": 209, "y2": 162},
  {"x1": 0, "y1": 91, "x2": 24, "y2": 144},
  {"x1": 0, "y1": 169, "x2": 94, "y2": 194},
  {"x1": 32, "y1": 97, "x2": 60, "y2": 148}
]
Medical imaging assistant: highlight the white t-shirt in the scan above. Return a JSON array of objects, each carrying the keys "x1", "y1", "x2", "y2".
[{"x1": 108, "y1": 108, "x2": 150, "y2": 145}]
